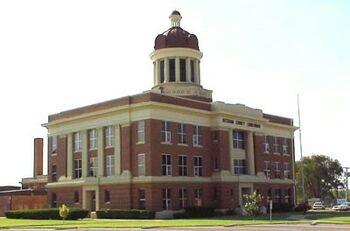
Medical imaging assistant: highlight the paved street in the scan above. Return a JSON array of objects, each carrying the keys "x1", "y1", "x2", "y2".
[{"x1": 3, "y1": 224, "x2": 350, "y2": 231}]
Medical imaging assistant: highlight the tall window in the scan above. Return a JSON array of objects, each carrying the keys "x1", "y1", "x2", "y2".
[
  {"x1": 73, "y1": 159, "x2": 82, "y2": 178},
  {"x1": 161, "y1": 121, "x2": 171, "y2": 143},
  {"x1": 275, "y1": 189, "x2": 281, "y2": 202},
  {"x1": 179, "y1": 188, "x2": 187, "y2": 209},
  {"x1": 193, "y1": 156, "x2": 202, "y2": 176},
  {"x1": 104, "y1": 190, "x2": 110, "y2": 203},
  {"x1": 194, "y1": 188, "x2": 203, "y2": 206},
  {"x1": 161, "y1": 154, "x2": 172, "y2": 176},
  {"x1": 274, "y1": 161, "x2": 280, "y2": 178},
  {"x1": 162, "y1": 188, "x2": 171, "y2": 210},
  {"x1": 190, "y1": 60, "x2": 195, "y2": 83},
  {"x1": 169, "y1": 59, "x2": 175, "y2": 82},
  {"x1": 74, "y1": 191, "x2": 79, "y2": 203},
  {"x1": 51, "y1": 193, "x2": 57, "y2": 208},
  {"x1": 233, "y1": 130, "x2": 244, "y2": 149},
  {"x1": 74, "y1": 132, "x2": 82, "y2": 152},
  {"x1": 273, "y1": 136, "x2": 279, "y2": 153},
  {"x1": 282, "y1": 138, "x2": 289, "y2": 154},
  {"x1": 139, "y1": 189, "x2": 146, "y2": 209},
  {"x1": 51, "y1": 136, "x2": 57, "y2": 153},
  {"x1": 264, "y1": 161, "x2": 270, "y2": 178},
  {"x1": 178, "y1": 123, "x2": 187, "y2": 144},
  {"x1": 89, "y1": 129, "x2": 97, "y2": 150},
  {"x1": 89, "y1": 157, "x2": 98, "y2": 177},
  {"x1": 284, "y1": 162, "x2": 290, "y2": 179},
  {"x1": 193, "y1": 125, "x2": 202, "y2": 145},
  {"x1": 160, "y1": 60, "x2": 165, "y2": 83},
  {"x1": 51, "y1": 164, "x2": 57, "y2": 182},
  {"x1": 180, "y1": 59, "x2": 186, "y2": 81},
  {"x1": 178, "y1": 155, "x2": 187, "y2": 176},
  {"x1": 136, "y1": 121, "x2": 145, "y2": 143},
  {"x1": 138, "y1": 153, "x2": 145, "y2": 176},
  {"x1": 106, "y1": 155, "x2": 115, "y2": 177},
  {"x1": 233, "y1": 159, "x2": 246, "y2": 175},
  {"x1": 263, "y1": 135, "x2": 269, "y2": 153},
  {"x1": 105, "y1": 126, "x2": 114, "y2": 147}
]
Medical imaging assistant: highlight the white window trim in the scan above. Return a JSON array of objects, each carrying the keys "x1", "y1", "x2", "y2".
[
  {"x1": 193, "y1": 125, "x2": 202, "y2": 146},
  {"x1": 273, "y1": 136, "x2": 279, "y2": 154},
  {"x1": 89, "y1": 157, "x2": 98, "y2": 177},
  {"x1": 138, "y1": 153, "x2": 146, "y2": 176},
  {"x1": 263, "y1": 136, "x2": 269, "y2": 153},
  {"x1": 162, "y1": 153, "x2": 172, "y2": 176},
  {"x1": 105, "y1": 126, "x2": 114, "y2": 148},
  {"x1": 178, "y1": 155, "x2": 187, "y2": 176},
  {"x1": 178, "y1": 123, "x2": 187, "y2": 145},
  {"x1": 161, "y1": 121, "x2": 171, "y2": 144},
  {"x1": 136, "y1": 121, "x2": 145, "y2": 144},
  {"x1": 74, "y1": 132, "x2": 82, "y2": 152},
  {"x1": 193, "y1": 156, "x2": 202, "y2": 177},
  {"x1": 73, "y1": 159, "x2": 82, "y2": 178},
  {"x1": 89, "y1": 129, "x2": 98, "y2": 150},
  {"x1": 51, "y1": 136, "x2": 57, "y2": 154},
  {"x1": 162, "y1": 188, "x2": 171, "y2": 210},
  {"x1": 106, "y1": 155, "x2": 115, "y2": 177},
  {"x1": 233, "y1": 130, "x2": 244, "y2": 149}
]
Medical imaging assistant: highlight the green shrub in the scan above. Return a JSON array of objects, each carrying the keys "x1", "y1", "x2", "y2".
[
  {"x1": 5, "y1": 208, "x2": 88, "y2": 220},
  {"x1": 96, "y1": 209, "x2": 155, "y2": 219},
  {"x1": 184, "y1": 206, "x2": 215, "y2": 218}
]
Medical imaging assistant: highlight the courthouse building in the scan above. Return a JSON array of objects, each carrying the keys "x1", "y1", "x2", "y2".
[{"x1": 44, "y1": 11, "x2": 296, "y2": 214}]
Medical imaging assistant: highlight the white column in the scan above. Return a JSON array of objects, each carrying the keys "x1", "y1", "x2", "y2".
[
  {"x1": 186, "y1": 58, "x2": 191, "y2": 83},
  {"x1": 97, "y1": 127, "x2": 104, "y2": 177},
  {"x1": 194, "y1": 60, "x2": 200, "y2": 84},
  {"x1": 67, "y1": 134, "x2": 73, "y2": 179},
  {"x1": 81, "y1": 130, "x2": 88, "y2": 178},
  {"x1": 95, "y1": 188, "x2": 100, "y2": 211},
  {"x1": 247, "y1": 131, "x2": 255, "y2": 175},
  {"x1": 175, "y1": 57, "x2": 180, "y2": 82},
  {"x1": 82, "y1": 189, "x2": 87, "y2": 209},
  {"x1": 155, "y1": 60, "x2": 160, "y2": 85},
  {"x1": 114, "y1": 125, "x2": 121, "y2": 175},
  {"x1": 164, "y1": 58, "x2": 169, "y2": 83}
]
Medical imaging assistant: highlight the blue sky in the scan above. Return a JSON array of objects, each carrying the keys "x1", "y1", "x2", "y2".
[{"x1": 0, "y1": 0, "x2": 349, "y2": 186}]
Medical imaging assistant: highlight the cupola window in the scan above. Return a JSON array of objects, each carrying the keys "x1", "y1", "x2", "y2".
[
  {"x1": 180, "y1": 59, "x2": 186, "y2": 82},
  {"x1": 190, "y1": 60, "x2": 195, "y2": 83},
  {"x1": 160, "y1": 60, "x2": 165, "y2": 83},
  {"x1": 169, "y1": 59, "x2": 175, "y2": 82}
]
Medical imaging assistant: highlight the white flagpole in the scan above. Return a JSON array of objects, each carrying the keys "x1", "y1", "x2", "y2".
[{"x1": 297, "y1": 94, "x2": 305, "y2": 202}]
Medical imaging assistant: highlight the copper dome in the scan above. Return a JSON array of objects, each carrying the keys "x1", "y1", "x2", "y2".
[{"x1": 154, "y1": 11, "x2": 199, "y2": 50}]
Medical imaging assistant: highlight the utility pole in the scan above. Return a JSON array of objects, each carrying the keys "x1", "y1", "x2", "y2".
[{"x1": 297, "y1": 94, "x2": 305, "y2": 202}]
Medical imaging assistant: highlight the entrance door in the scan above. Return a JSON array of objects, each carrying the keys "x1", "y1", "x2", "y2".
[{"x1": 90, "y1": 191, "x2": 96, "y2": 211}]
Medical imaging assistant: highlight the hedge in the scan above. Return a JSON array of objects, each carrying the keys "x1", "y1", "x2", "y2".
[
  {"x1": 96, "y1": 209, "x2": 155, "y2": 219},
  {"x1": 5, "y1": 208, "x2": 89, "y2": 220}
]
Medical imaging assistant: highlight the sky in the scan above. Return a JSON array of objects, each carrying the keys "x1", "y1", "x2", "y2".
[{"x1": 0, "y1": 0, "x2": 349, "y2": 186}]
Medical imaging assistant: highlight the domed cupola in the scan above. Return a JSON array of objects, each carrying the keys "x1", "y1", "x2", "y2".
[{"x1": 150, "y1": 10, "x2": 212, "y2": 102}]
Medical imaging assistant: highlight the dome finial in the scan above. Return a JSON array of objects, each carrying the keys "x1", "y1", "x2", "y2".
[{"x1": 169, "y1": 10, "x2": 182, "y2": 27}]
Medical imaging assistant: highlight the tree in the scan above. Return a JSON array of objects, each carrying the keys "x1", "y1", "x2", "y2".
[
  {"x1": 243, "y1": 191, "x2": 263, "y2": 216},
  {"x1": 296, "y1": 154, "x2": 343, "y2": 203}
]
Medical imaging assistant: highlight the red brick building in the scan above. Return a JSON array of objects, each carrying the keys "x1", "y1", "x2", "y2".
[{"x1": 43, "y1": 11, "x2": 296, "y2": 216}]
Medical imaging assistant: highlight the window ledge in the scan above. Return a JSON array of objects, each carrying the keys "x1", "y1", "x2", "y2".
[
  {"x1": 105, "y1": 146, "x2": 114, "y2": 149},
  {"x1": 283, "y1": 153, "x2": 290, "y2": 156},
  {"x1": 264, "y1": 151, "x2": 270, "y2": 154},
  {"x1": 161, "y1": 142, "x2": 172, "y2": 145},
  {"x1": 89, "y1": 148, "x2": 97, "y2": 151},
  {"x1": 177, "y1": 143, "x2": 188, "y2": 146},
  {"x1": 51, "y1": 153, "x2": 57, "y2": 156},
  {"x1": 136, "y1": 141, "x2": 145, "y2": 145},
  {"x1": 273, "y1": 152, "x2": 280, "y2": 155},
  {"x1": 193, "y1": 144, "x2": 203, "y2": 148}
]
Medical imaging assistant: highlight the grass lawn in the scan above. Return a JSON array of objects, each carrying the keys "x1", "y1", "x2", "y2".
[{"x1": 0, "y1": 212, "x2": 349, "y2": 228}]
